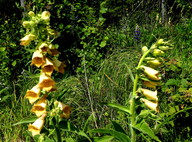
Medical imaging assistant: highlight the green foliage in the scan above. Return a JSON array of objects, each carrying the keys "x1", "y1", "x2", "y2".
[{"x1": 0, "y1": 0, "x2": 192, "y2": 141}]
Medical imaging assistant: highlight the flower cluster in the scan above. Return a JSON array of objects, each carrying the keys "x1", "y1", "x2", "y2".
[
  {"x1": 20, "y1": 11, "x2": 71, "y2": 136},
  {"x1": 138, "y1": 39, "x2": 173, "y2": 112},
  {"x1": 133, "y1": 25, "x2": 141, "y2": 43}
]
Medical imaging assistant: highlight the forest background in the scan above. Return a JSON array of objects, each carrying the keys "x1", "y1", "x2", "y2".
[{"x1": 0, "y1": 0, "x2": 192, "y2": 142}]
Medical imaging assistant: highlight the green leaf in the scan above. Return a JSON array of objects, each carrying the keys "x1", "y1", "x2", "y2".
[
  {"x1": 112, "y1": 121, "x2": 127, "y2": 135},
  {"x1": 65, "y1": 138, "x2": 75, "y2": 142},
  {"x1": 90, "y1": 129, "x2": 130, "y2": 142},
  {"x1": 12, "y1": 60, "x2": 17, "y2": 66},
  {"x1": 0, "y1": 47, "x2": 6, "y2": 52},
  {"x1": 93, "y1": 136, "x2": 114, "y2": 142},
  {"x1": 13, "y1": 116, "x2": 38, "y2": 126},
  {"x1": 132, "y1": 120, "x2": 161, "y2": 142},
  {"x1": 77, "y1": 131, "x2": 92, "y2": 142},
  {"x1": 105, "y1": 103, "x2": 131, "y2": 114},
  {"x1": 99, "y1": 41, "x2": 106, "y2": 48},
  {"x1": 165, "y1": 79, "x2": 180, "y2": 86}
]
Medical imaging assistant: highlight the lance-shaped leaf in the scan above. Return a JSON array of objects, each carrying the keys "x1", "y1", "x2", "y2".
[{"x1": 132, "y1": 120, "x2": 161, "y2": 142}]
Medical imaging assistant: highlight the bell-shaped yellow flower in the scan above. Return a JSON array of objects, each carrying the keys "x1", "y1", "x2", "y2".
[
  {"x1": 58, "y1": 102, "x2": 72, "y2": 119},
  {"x1": 143, "y1": 81, "x2": 160, "y2": 89},
  {"x1": 141, "y1": 65, "x2": 161, "y2": 80},
  {"x1": 20, "y1": 34, "x2": 36, "y2": 46},
  {"x1": 38, "y1": 42, "x2": 48, "y2": 53},
  {"x1": 42, "y1": 58, "x2": 54, "y2": 76},
  {"x1": 28, "y1": 113, "x2": 46, "y2": 136},
  {"x1": 41, "y1": 11, "x2": 51, "y2": 21},
  {"x1": 52, "y1": 59, "x2": 65, "y2": 74},
  {"x1": 31, "y1": 95, "x2": 47, "y2": 117},
  {"x1": 140, "y1": 88, "x2": 158, "y2": 101},
  {"x1": 38, "y1": 73, "x2": 56, "y2": 92},
  {"x1": 141, "y1": 98, "x2": 159, "y2": 112},
  {"x1": 31, "y1": 50, "x2": 45, "y2": 68},
  {"x1": 47, "y1": 44, "x2": 60, "y2": 56},
  {"x1": 25, "y1": 85, "x2": 41, "y2": 104}
]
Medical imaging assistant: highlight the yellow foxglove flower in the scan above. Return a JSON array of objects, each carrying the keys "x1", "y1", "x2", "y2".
[
  {"x1": 38, "y1": 73, "x2": 56, "y2": 92},
  {"x1": 153, "y1": 49, "x2": 165, "y2": 56},
  {"x1": 141, "y1": 98, "x2": 159, "y2": 112},
  {"x1": 141, "y1": 65, "x2": 161, "y2": 80},
  {"x1": 20, "y1": 34, "x2": 36, "y2": 46},
  {"x1": 28, "y1": 114, "x2": 46, "y2": 136},
  {"x1": 31, "y1": 95, "x2": 47, "y2": 117},
  {"x1": 52, "y1": 59, "x2": 65, "y2": 74},
  {"x1": 38, "y1": 42, "x2": 48, "y2": 53},
  {"x1": 140, "y1": 88, "x2": 158, "y2": 101},
  {"x1": 48, "y1": 49, "x2": 60, "y2": 56},
  {"x1": 31, "y1": 50, "x2": 45, "y2": 68},
  {"x1": 42, "y1": 58, "x2": 54, "y2": 76},
  {"x1": 41, "y1": 11, "x2": 51, "y2": 21},
  {"x1": 25, "y1": 85, "x2": 41, "y2": 104},
  {"x1": 58, "y1": 102, "x2": 72, "y2": 119},
  {"x1": 143, "y1": 81, "x2": 160, "y2": 89}
]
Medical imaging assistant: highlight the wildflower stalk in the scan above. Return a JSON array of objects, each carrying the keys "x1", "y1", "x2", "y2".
[{"x1": 130, "y1": 48, "x2": 152, "y2": 142}]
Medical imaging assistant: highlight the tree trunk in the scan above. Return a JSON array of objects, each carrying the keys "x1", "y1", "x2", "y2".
[{"x1": 161, "y1": 0, "x2": 167, "y2": 25}]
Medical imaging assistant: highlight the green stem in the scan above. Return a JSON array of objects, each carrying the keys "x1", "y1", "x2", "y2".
[
  {"x1": 56, "y1": 126, "x2": 62, "y2": 142},
  {"x1": 130, "y1": 49, "x2": 151, "y2": 142}
]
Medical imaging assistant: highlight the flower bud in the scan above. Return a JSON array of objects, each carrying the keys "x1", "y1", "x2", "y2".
[
  {"x1": 158, "y1": 46, "x2": 170, "y2": 51},
  {"x1": 28, "y1": 11, "x2": 35, "y2": 17},
  {"x1": 22, "y1": 21, "x2": 31, "y2": 28},
  {"x1": 142, "y1": 46, "x2": 148, "y2": 54},
  {"x1": 41, "y1": 11, "x2": 51, "y2": 21},
  {"x1": 150, "y1": 43, "x2": 157, "y2": 49},
  {"x1": 147, "y1": 59, "x2": 161, "y2": 66},
  {"x1": 156, "y1": 39, "x2": 164, "y2": 45},
  {"x1": 153, "y1": 49, "x2": 164, "y2": 56}
]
